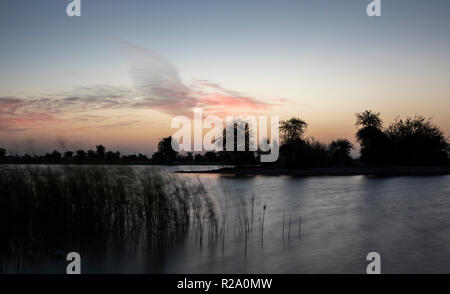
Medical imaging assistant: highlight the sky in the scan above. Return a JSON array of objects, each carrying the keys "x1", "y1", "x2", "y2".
[{"x1": 1, "y1": 0, "x2": 450, "y2": 154}]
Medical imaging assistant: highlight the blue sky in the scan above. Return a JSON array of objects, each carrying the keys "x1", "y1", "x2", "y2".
[{"x1": 1, "y1": 0, "x2": 450, "y2": 153}]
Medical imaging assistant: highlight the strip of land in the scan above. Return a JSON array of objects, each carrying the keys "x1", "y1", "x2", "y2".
[{"x1": 176, "y1": 166, "x2": 450, "y2": 177}]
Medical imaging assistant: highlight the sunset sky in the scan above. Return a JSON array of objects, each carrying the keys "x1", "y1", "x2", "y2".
[{"x1": 1, "y1": 0, "x2": 450, "y2": 154}]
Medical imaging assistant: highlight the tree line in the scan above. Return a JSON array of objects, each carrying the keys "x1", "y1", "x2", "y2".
[
  {"x1": 1, "y1": 110, "x2": 449, "y2": 166},
  {"x1": 276, "y1": 110, "x2": 449, "y2": 167},
  {"x1": 0, "y1": 145, "x2": 151, "y2": 165}
]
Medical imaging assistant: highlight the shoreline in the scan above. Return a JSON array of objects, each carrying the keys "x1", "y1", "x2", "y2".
[{"x1": 175, "y1": 166, "x2": 450, "y2": 177}]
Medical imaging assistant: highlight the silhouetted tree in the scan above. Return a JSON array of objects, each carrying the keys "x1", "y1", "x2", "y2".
[
  {"x1": 96, "y1": 145, "x2": 106, "y2": 159},
  {"x1": 355, "y1": 110, "x2": 391, "y2": 165},
  {"x1": 119, "y1": 154, "x2": 137, "y2": 163},
  {"x1": 138, "y1": 153, "x2": 149, "y2": 161},
  {"x1": 45, "y1": 150, "x2": 61, "y2": 162},
  {"x1": 64, "y1": 151, "x2": 74, "y2": 159},
  {"x1": 279, "y1": 117, "x2": 321, "y2": 167},
  {"x1": 328, "y1": 139, "x2": 353, "y2": 165},
  {"x1": 106, "y1": 151, "x2": 121, "y2": 162},
  {"x1": 218, "y1": 118, "x2": 257, "y2": 165},
  {"x1": 152, "y1": 136, "x2": 178, "y2": 164},
  {"x1": 280, "y1": 117, "x2": 308, "y2": 144},
  {"x1": 0, "y1": 148, "x2": 6, "y2": 161},
  {"x1": 87, "y1": 150, "x2": 97, "y2": 160},
  {"x1": 386, "y1": 116, "x2": 449, "y2": 165},
  {"x1": 75, "y1": 150, "x2": 86, "y2": 161},
  {"x1": 355, "y1": 110, "x2": 383, "y2": 129},
  {"x1": 307, "y1": 139, "x2": 329, "y2": 166}
]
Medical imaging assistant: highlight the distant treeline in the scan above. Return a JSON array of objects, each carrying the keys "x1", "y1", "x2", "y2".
[
  {"x1": 277, "y1": 111, "x2": 450, "y2": 167},
  {"x1": 0, "y1": 145, "x2": 153, "y2": 165},
  {"x1": 1, "y1": 111, "x2": 449, "y2": 167}
]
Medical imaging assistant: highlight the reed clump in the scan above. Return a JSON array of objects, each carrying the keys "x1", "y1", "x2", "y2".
[{"x1": 0, "y1": 165, "x2": 217, "y2": 260}]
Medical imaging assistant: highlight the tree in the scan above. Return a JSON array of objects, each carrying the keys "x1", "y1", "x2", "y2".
[
  {"x1": 75, "y1": 150, "x2": 86, "y2": 161},
  {"x1": 279, "y1": 117, "x2": 323, "y2": 167},
  {"x1": 0, "y1": 148, "x2": 6, "y2": 161},
  {"x1": 328, "y1": 139, "x2": 353, "y2": 165},
  {"x1": 137, "y1": 153, "x2": 149, "y2": 162},
  {"x1": 355, "y1": 110, "x2": 383, "y2": 129},
  {"x1": 219, "y1": 118, "x2": 257, "y2": 165},
  {"x1": 152, "y1": 136, "x2": 178, "y2": 164},
  {"x1": 96, "y1": 145, "x2": 106, "y2": 159},
  {"x1": 87, "y1": 150, "x2": 97, "y2": 160},
  {"x1": 125, "y1": 154, "x2": 138, "y2": 162},
  {"x1": 280, "y1": 117, "x2": 308, "y2": 144},
  {"x1": 45, "y1": 150, "x2": 62, "y2": 162},
  {"x1": 106, "y1": 151, "x2": 121, "y2": 162},
  {"x1": 355, "y1": 110, "x2": 391, "y2": 165},
  {"x1": 386, "y1": 116, "x2": 449, "y2": 165}
]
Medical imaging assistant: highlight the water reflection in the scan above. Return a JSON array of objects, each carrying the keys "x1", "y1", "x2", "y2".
[
  {"x1": 2, "y1": 165, "x2": 450, "y2": 273},
  {"x1": 173, "y1": 173, "x2": 450, "y2": 273}
]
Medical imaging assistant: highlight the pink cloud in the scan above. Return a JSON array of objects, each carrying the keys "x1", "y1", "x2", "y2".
[
  {"x1": 0, "y1": 42, "x2": 289, "y2": 135},
  {"x1": 122, "y1": 42, "x2": 288, "y2": 117},
  {"x1": 0, "y1": 113, "x2": 64, "y2": 126}
]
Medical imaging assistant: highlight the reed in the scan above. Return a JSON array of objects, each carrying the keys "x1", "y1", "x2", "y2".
[{"x1": 0, "y1": 165, "x2": 217, "y2": 270}]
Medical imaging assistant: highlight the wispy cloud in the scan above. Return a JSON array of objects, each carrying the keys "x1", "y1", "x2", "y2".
[
  {"x1": 121, "y1": 41, "x2": 286, "y2": 116},
  {"x1": 0, "y1": 41, "x2": 287, "y2": 136}
]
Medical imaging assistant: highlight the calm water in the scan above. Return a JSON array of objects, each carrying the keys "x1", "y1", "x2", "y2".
[
  {"x1": 164, "y1": 172, "x2": 450, "y2": 274},
  {"x1": 7, "y1": 165, "x2": 450, "y2": 273}
]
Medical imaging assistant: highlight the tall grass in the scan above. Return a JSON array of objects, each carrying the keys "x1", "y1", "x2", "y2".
[
  {"x1": 0, "y1": 165, "x2": 217, "y2": 272},
  {"x1": 0, "y1": 165, "x2": 305, "y2": 273}
]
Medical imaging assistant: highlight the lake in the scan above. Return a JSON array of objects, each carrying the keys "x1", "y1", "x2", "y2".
[
  {"x1": 4, "y1": 165, "x2": 450, "y2": 273},
  {"x1": 167, "y1": 171, "x2": 450, "y2": 274}
]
